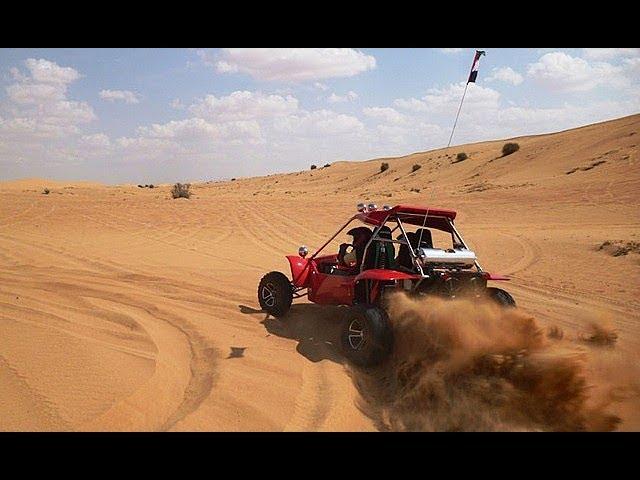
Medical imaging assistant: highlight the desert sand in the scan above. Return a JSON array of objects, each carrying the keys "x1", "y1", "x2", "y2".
[{"x1": 1, "y1": 114, "x2": 638, "y2": 431}]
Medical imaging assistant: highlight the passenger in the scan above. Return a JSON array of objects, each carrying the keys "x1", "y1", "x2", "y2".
[{"x1": 338, "y1": 226, "x2": 372, "y2": 272}]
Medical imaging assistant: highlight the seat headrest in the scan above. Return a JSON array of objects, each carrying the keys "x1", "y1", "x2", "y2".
[
  {"x1": 396, "y1": 231, "x2": 417, "y2": 245},
  {"x1": 415, "y1": 228, "x2": 433, "y2": 248},
  {"x1": 378, "y1": 226, "x2": 392, "y2": 240}
]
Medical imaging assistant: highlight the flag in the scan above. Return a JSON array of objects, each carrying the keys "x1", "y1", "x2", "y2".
[{"x1": 467, "y1": 50, "x2": 486, "y2": 83}]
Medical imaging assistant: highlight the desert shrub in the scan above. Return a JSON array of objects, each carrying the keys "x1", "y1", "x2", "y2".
[
  {"x1": 502, "y1": 142, "x2": 520, "y2": 156},
  {"x1": 412, "y1": 164, "x2": 422, "y2": 172},
  {"x1": 137, "y1": 184, "x2": 144, "y2": 188},
  {"x1": 455, "y1": 152, "x2": 468, "y2": 163},
  {"x1": 43, "y1": 188, "x2": 50, "y2": 195},
  {"x1": 231, "y1": 178, "x2": 236, "y2": 182},
  {"x1": 148, "y1": 184, "x2": 154, "y2": 189},
  {"x1": 171, "y1": 183, "x2": 191, "y2": 199},
  {"x1": 380, "y1": 162, "x2": 389, "y2": 173},
  {"x1": 324, "y1": 163, "x2": 331, "y2": 168},
  {"x1": 310, "y1": 164, "x2": 317, "y2": 170}
]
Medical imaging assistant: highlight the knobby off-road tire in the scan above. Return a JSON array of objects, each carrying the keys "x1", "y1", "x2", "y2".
[
  {"x1": 258, "y1": 271, "x2": 293, "y2": 317},
  {"x1": 486, "y1": 287, "x2": 516, "y2": 308},
  {"x1": 340, "y1": 304, "x2": 393, "y2": 367}
]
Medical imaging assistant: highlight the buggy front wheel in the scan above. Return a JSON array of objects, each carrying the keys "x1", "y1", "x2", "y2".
[{"x1": 258, "y1": 271, "x2": 293, "y2": 317}]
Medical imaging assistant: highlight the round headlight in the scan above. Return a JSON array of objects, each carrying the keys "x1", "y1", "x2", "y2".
[
  {"x1": 382, "y1": 204, "x2": 391, "y2": 211},
  {"x1": 356, "y1": 202, "x2": 366, "y2": 212},
  {"x1": 367, "y1": 203, "x2": 378, "y2": 211},
  {"x1": 298, "y1": 245, "x2": 308, "y2": 258}
]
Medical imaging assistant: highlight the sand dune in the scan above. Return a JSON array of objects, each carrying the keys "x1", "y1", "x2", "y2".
[{"x1": 1, "y1": 114, "x2": 638, "y2": 431}]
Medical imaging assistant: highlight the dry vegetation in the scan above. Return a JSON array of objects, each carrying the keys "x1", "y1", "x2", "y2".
[
  {"x1": 502, "y1": 142, "x2": 520, "y2": 156},
  {"x1": 171, "y1": 182, "x2": 191, "y2": 199}
]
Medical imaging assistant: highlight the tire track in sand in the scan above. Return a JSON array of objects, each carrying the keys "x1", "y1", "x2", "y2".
[
  {"x1": 283, "y1": 361, "x2": 332, "y2": 431},
  {"x1": 1, "y1": 266, "x2": 220, "y2": 431}
]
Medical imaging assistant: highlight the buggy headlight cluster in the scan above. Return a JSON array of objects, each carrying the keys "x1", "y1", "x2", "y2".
[{"x1": 356, "y1": 202, "x2": 391, "y2": 212}]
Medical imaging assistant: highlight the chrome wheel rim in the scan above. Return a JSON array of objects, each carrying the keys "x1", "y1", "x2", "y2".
[
  {"x1": 261, "y1": 283, "x2": 276, "y2": 307},
  {"x1": 348, "y1": 319, "x2": 365, "y2": 350}
]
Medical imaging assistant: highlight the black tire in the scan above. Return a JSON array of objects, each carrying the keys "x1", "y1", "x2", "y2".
[
  {"x1": 486, "y1": 287, "x2": 516, "y2": 308},
  {"x1": 258, "y1": 271, "x2": 293, "y2": 317},
  {"x1": 340, "y1": 304, "x2": 393, "y2": 367}
]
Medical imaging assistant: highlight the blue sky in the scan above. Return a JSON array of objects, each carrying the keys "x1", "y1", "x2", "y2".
[{"x1": 1, "y1": 48, "x2": 638, "y2": 183}]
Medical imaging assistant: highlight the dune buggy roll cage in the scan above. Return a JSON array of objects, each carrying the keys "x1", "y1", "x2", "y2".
[{"x1": 308, "y1": 211, "x2": 484, "y2": 276}]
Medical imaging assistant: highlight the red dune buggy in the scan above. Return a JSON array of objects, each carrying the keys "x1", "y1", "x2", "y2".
[{"x1": 258, "y1": 203, "x2": 515, "y2": 367}]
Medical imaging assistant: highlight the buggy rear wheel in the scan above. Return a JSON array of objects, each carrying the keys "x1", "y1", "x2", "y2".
[
  {"x1": 486, "y1": 287, "x2": 516, "y2": 308},
  {"x1": 340, "y1": 304, "x2": 393, "y2": 367},
  {"x1": 258, "y1": 271, "x2": 293, "y2": 317}
]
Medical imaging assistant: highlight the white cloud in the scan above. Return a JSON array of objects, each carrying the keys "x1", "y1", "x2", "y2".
[
  {"x1": 24, "y1": 58, "x2": 81, "y2": 85},
  {"x1": 363, "y1": 107, "x2": 407, "y2": 125},
  {"x1": 527, "y1": 52, "x2": 626, "y2": 92},
  {"x1": 1, "y1": 58, "x2": 95, "y2": 140},
  {"x1": 439, "y1": 48, "x2": 464, "y2": 54},
  {"x1": 394, "y1": 83, "x2": 500, "y2": 114},
  {"x1": 314, "y1": 82, "x2": 329, "y2": 91},
  {"x1": 6, "y1": 82, "x2": 67, "y2": 104},
  {"x1": 188, "y1": 90, "x2": 298, "y2": 121},
  {"x1": 582, "y1": 48, "x2": 640, "y2": 61},
  {"x1": 100, "y1": 89, "x2": 140, "y2": 104},
  {"x1": 44, "y1": 100, "x2": 96, "y2": 125},
  {"x1": 81, "y1": 133, "x2": 111, "y2": 147},
  {"x1": 209, "y1": 48, "x2": 376, "y2": 82},
  {"x1": 137, "y1": 117, "x2": 263, "y2": 144},
  {"x1": 328, "y1": 91, "x2": 358, "y2": 103},
  {"x1": 486, "y1": 66, "x2": 524, "y2": 85},
  {"x1": 274, "y1": 109, "x2": 364, "y2": 136}
]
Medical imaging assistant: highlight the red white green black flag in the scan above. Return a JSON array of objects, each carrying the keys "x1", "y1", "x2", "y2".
[{"x1": 468, "y1": 50, "x2": 486, "y2": 83}]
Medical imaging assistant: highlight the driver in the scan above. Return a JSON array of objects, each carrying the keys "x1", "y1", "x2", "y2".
[{"x1": 338, "y1": 227, "x2": 372, "y2": 272}]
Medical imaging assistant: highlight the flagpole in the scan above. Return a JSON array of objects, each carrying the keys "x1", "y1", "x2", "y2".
[{"x1": 447, "y1": 82, "x2": 468, "y2": 148}]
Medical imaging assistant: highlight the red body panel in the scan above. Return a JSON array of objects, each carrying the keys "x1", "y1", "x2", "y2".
[
  {"x1": 483, "y1": 272, "x2": 510, "y2": 281},
  {"x1": 308, "y1": 269, "x2": 355, "y2": 305},
  {"x1": 354, "y1": 269, "x2": 422, "y2": 282},
  {"x1": 286, "y1": 255, "x2": 311, "y2": 287}
]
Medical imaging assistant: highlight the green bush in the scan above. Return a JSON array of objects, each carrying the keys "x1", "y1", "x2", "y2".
[
  {"x1": 455, "y1": 152, "x2": 468, "y2": 163},
  {"x1": 310, "y1": 164, "x2": 317, "y2": 170},
  {"x1": 380, "y1": 162, "x2": 389, "y2": 173},
  {"x1": 412, "y1": 164, "x2": 422, "y2": 172},
  {"x1": 502, "y1": 142, "x2": 520, "y2": 156},
  {"x1": 43, "y1": 188, "x2": 50, "y2": 195},
  {"x1": 171, "y1": 183, "x2": 191, "y2": 199}
]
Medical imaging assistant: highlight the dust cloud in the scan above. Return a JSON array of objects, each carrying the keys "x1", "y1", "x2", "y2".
[{"x1": 347, "y1": 293, "x2": 639, "y2": 431}]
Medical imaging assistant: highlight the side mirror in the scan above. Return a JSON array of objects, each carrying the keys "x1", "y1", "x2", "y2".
[{"x1": 298, "y1": 245, "x2": 308, "y2": 258}]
